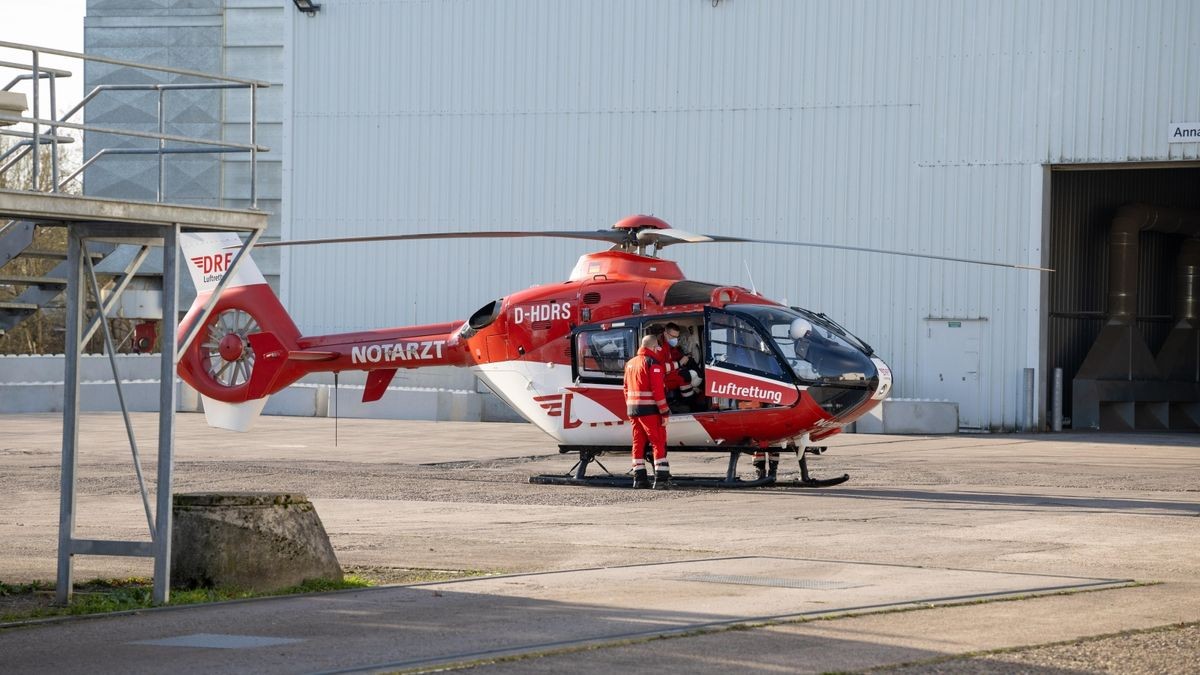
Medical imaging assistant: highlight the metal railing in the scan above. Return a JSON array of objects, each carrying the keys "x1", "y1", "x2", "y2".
[{"x1": 0, "y1": 40, "x2": 270, "y2": 207}]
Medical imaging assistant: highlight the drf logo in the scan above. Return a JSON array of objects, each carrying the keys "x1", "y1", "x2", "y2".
[
  {"x1": 190, "y1": 253, "x2": 234, "y2": 275},
  {"x1": 534, "y1": 393, "x2": 582, "y2": 429}
]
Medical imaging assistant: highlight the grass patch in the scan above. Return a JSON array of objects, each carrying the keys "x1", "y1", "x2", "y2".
[
  {"x1": 0, "y1": 566, "x2": 491, "y2": 625},
  {"x1": 0, "y1": 574, "x2": 373, "y2": 624}
]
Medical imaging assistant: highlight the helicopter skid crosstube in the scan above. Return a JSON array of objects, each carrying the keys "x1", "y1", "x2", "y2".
[
  {"x1": 529, "y1": 446, "x2": 850, "y2": 489},
  {"x1": 527, "y1": 473, "x2": 849, "y2": 489}
]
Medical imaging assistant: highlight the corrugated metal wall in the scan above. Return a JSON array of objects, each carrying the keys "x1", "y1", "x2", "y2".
[{"x1": 285, "y1": 0, "x2": 1200, "y2": 429}]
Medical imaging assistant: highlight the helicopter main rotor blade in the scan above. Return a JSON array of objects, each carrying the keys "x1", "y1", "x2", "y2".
[
  {"x1": 242, "y1": 224, "x2": 1052, "y2": 272},
  {"x1": 686, "y1": 234, "x2": 1054, "y2": 272},
  {"x1": 636, "y1": 228, "x2": 716, "y2": 246},
  {"x1": 249, "y1": 229, "x2": 628, "y2": 248}
]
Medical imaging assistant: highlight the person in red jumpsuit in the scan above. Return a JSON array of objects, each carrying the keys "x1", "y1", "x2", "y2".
[
  {"x1": 624, "y1": 334, "x2": 672, "y2": 489},
  {"x1": 647, "y1": 323, "x2": 702, "y2": 412}
]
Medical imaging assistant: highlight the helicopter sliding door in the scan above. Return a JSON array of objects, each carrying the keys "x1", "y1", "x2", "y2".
[{"x1": 703, "y1": 307, "x2": 800, "y2": 410}]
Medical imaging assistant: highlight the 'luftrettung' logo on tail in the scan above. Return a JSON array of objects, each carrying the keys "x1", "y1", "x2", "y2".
[{"x1": 179, "y1": 232, "x2": 266, "y2": 293}]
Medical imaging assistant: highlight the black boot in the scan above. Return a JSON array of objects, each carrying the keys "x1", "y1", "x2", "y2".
[
  {"x1": 753, "y1": 460, "x2": 766, "y2": 480},
  {"x1": 632, "y1": 468, "x2": 650, "y2": 489},
  {"x1": 767, "y1": 460, "x2": 779, "y2": 480},
  {"x1": 653, "y1": 470, "x2": 672, "y2": 490}
]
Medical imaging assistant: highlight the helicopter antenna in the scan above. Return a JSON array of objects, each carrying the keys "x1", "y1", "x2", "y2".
[{"x1": 743, "y1": 260, "x2": 758, "y2": 295}]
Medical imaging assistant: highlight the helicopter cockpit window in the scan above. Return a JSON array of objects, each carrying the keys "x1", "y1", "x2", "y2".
[
  {"x1": 707, "y1": 312, "x2": 787, "y2": 379},
  {"x1": 575, "y1": 327, "x2": 637, "y2": 380},
  {"x1": 728, "y1": 304, "x2": 877, "y2": 387}
]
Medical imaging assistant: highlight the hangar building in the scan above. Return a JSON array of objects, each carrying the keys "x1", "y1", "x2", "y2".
[{"x1": 83, "y1": 0, "x2": 1200, "y2": 431}]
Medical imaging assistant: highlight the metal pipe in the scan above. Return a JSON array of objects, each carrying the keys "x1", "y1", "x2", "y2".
[
  {"x1": 1108, "y1": 204, "x2": 1200, "y2": 325},
  {"x1": 1023, "y1": 367, "x2": 1035, "y2": 431},
  {"x1": 49, "y1": 72, "x2": 59, "y2": 192},
  {"x1": 1176, "y1": 239, "x2": 1200, "y2": 323},
  {"x1": 30, "y1": 49, "x2": 39, "y2": 190},
  {"x1": 55, "y1": 147, "x2": 249, "y2": 192},
  {"x1": 0, "y1": 40, "x2": 271, "y2": 87},
  {"x1": 250, "y1": 84, "x2": 258, "y2": 208},
  {"x1": 1052, "y1": 367, "x2": 1063, "y2": 432},
  {"x1": 0, "y1": 113, "x2": 270, "y2": 152},
  {"x1": 157, "y1": 89, "x2": 165, "y2": 202},
  {"x1": 56, "y1": 230, "x2": 84, "y2": 605},
  {"x1": 154, "y1": 224, "x2": 180, "y2": 605},
  {"x1": 58, "y1": 83, "x2": 253, "y2": 126}
]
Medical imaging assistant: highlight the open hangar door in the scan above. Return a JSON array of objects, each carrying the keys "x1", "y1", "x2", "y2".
[{"x1": 1047, "y1": 164, "x2": 1200, "y2": 431}]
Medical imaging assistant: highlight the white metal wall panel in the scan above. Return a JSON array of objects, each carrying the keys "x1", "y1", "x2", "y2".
[{"x1": 286, "y1": 0, "x2": 1200, "y2": 429}]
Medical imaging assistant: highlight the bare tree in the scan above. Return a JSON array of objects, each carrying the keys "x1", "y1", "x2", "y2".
[{"x1": 0, "y1": 134, "x2": 103, "y2": 354}]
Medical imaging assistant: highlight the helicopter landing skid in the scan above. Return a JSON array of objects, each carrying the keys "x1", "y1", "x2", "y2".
[{"x1": 528, "y1": 448, "x2": 848, "y2": 489}]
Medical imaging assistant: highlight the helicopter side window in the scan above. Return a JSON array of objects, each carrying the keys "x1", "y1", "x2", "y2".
[
  {"x1": 574, "y1": 327, "x2": 637, "y2": 380},
  {"x1": 707, "y1": 312, "x2": 786, "y2": 379}
]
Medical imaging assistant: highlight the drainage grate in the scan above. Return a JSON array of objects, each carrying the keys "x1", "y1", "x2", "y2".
[
  {"x1": 131, "y1": 633, "x2": 303, "y2": 649},
  {"x1": 679, "y1": 574, "x2": 867, "y2": 590}
]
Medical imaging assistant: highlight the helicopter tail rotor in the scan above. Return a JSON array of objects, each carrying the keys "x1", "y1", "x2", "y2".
[{"x1": 178, "y1": 233, "x2": 305, "y2": 431}]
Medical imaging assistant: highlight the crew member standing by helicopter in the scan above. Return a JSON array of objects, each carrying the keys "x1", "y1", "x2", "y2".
[{"x1": 624, "y1": 334, "x2": 672, "y2": 489}]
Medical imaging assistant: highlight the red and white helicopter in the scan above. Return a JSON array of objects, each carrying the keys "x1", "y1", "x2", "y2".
[{"x1": 176, "y1": 215, "x2": 1044, "y2": 488}]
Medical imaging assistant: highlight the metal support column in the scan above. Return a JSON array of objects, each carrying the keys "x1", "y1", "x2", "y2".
[
  {"x1": 1052, "y1": 367, "x2": 1064, "y2": 432},
  {"x1": 55, "y1": 229, "x2": 84, "y2": 605},
  {"x1": 153, "y1": 224, "x2": 180, "y2": 604},
  {"x1": 1024, "y1": 367, "x2": 1036, "y2": 432}
]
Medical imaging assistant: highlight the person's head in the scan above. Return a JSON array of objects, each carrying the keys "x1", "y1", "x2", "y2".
[
  {"x1": 641, "y1": 334, "x2": 660, "y2": 350},
  {"x1": 789, "y1": 317, "x2": 813, "y2": 359},
  {"x1": 664, "y1": 322, "x2": 682, "y2": 348},
  {"x1": 646, "y1": 324, "x2": 665, "y2": 337}
]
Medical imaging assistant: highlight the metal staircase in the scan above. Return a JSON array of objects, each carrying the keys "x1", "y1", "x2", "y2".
[
  {"x1": 1, "y1": 58, "x2": 78, "y2": 336},
  {"x1": 0, "y1": 41, "x2": 268, "y2": 340}
]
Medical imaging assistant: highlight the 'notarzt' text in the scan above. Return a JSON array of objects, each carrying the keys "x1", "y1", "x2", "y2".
[{"x1": 351, "y1": 341, "x2": 445, "y2": 364}]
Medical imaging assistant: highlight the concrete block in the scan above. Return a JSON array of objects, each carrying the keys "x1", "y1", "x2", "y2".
[
  {"x1": 330, "y1": 386, "x2": 441, "y2": 421},
  {"x1": 261, "y1": 384, "x2": 326, "y2": 417},
  {"x1": 854, "y1": 404, "x2": 884, "y2": 434},
  {"x1": 481, "y1": 391, "x2": 524, "y2": 423},
  {"x1": 172, "y1": 493, "x2": 341, "y2": 592},
  {"x1": 882, "y1": 399, "x2": 959, "y2": 435},
  {"x1": 0, "y1": 354, "x2": 165, "y2": 384}
]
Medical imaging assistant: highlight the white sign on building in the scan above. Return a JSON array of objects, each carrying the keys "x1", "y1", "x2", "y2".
[{"x1": 1168, "y1": 122, "x2": 1200, "y2": 143}]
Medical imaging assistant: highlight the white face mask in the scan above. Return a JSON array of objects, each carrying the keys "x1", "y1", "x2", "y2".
[{"x1": 667, "y1": 337, "x2": 679, "y2": 347}]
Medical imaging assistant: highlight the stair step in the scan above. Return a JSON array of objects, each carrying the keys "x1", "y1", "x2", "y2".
[
  {"x1": 17, "y1": 249, "x2": 105, "y2": 261},
  {"x1": 0, "y1": 301, "x2": 38, "y2": 311},
  {"x1": 0, "y1": 274, "x2": 67, "y2": 287}
]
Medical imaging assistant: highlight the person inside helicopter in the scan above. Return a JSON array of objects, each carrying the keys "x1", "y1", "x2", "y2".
[
  {"x1": 646, "y1": 322, "x2": 705, "y2": 413},
  {"x1": 787, "y1": 316, "x2": 870, "y2": 382}
]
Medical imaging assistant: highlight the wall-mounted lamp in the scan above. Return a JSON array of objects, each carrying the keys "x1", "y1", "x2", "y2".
[{"x1": 293, "y1": 0, "x2": 321, "y2": 15}]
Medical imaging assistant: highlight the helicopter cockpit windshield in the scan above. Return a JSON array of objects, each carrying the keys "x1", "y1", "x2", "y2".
[{"x1": 725, "y1": 304, "x2": 878, "y2": 388}]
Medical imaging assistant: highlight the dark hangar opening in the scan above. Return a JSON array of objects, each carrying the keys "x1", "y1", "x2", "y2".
[{"x1": 1047, "y1": 165, "x2": 1200, "y2": 431}]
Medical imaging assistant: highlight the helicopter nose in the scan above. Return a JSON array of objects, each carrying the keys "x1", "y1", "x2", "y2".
[{"x1": 871, "y1": 358, "x2": 893, "y2": 401}]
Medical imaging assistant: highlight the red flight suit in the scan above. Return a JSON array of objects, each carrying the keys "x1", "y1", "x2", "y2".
[
  {"x1": 623, "y1": 346, "x2": 670, "y2": 472},
  {"x1": 654, "y1": 341, "x2": 698, "y2": 398}
]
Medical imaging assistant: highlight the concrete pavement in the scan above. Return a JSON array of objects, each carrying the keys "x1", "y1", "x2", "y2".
[{"x1": 1, "y1": 413, "x2": 1198, "y2": 672}]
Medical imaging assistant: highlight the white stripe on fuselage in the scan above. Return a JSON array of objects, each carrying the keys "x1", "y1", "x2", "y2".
[{"x1": 473, "y1": 360, "x2": 718, "y2": 446}]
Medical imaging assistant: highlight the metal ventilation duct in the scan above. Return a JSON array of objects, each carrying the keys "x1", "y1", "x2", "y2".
[
  {"x1": 1073, "y1": 205, "x2": 1200, "y2": 430},
  {"x1": 1155, "y1": 238, "x2": 1200, "y2": 383},
  {"x1": 1106, "y1": 204, "x2": 1200, "y2": 326}
]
